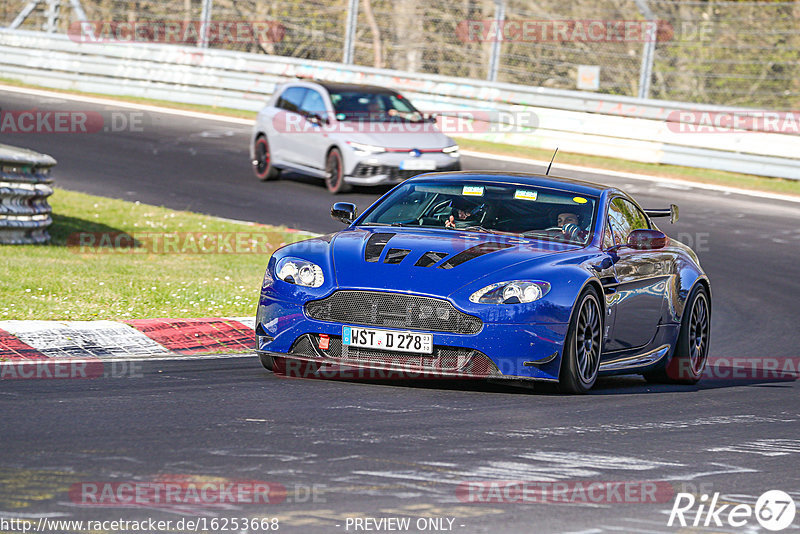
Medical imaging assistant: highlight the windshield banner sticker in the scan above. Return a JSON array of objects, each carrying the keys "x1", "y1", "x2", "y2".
[
  {"x1": 514, "y1": 189, "x2": 538, "y2": 201},
  {"x1": 462, "y1": 185, "x2": 485, "y2": 196}
]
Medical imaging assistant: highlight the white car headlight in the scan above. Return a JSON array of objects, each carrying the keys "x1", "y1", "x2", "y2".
[
  {"x1": 347, "y1": 141, "x2": 386, "y2": 155},
  {"x1": 275, "y1": 257, "x2": 324, "y2": 288},
  {"x1": 442, "y1": 145, "x2": 459, "y2": 157},
  {"x1": 469, "y1": 281, "x2": 551, "y2": 304}
]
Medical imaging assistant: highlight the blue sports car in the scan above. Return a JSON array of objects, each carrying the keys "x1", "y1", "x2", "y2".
[{"x1": 255, "y1": 172, "x2": 711, "y2": 393}]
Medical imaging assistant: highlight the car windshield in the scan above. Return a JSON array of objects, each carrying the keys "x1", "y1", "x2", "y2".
[
  {"x1": 329, "y1": 90, "x2": 423, "y2": 122},
  {"x1": 360, "y1": 181, "x2": 597, "y2": 245}
]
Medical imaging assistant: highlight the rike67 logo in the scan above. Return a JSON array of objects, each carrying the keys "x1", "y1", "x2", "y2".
[{"x1": 668, "y1": 490, "x2": 796, "y2": 531}]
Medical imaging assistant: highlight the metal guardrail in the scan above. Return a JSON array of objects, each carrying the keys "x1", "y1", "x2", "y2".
[
  {"x1": 0, "y1": 143, "x2": 56, "y2": 245},
  {"x1": 1, "y1": 28, "x2": 799, "y2": 180}
]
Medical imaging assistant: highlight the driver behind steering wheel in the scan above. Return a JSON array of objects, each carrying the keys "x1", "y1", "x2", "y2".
[
  {"x1": 556, "y1": 211, "x2": 589, "y2": 242},
  {"x1": 444, "y1": 198, "x2": 486, "y2": 229}
]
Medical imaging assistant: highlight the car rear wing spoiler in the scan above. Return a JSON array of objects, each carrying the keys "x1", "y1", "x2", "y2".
[{"x1": 644, "y1": 204, "x2": 679, "y2": 224}]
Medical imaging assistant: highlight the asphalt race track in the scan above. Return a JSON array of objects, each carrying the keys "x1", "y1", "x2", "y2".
[{"x1": 1, "y1": 88, "x2": 799, "y2": 533}]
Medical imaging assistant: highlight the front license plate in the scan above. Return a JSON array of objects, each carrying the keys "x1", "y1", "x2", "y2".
[
  {"x1": 399, "y1": 159, "x2": 437, "y2": 171},
  {"x1": 342, "y1": 326, "x2": 433, "y2": 354}
]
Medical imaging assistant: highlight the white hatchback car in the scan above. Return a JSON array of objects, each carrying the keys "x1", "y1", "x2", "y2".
[{"x1": 250, "y1": 80, "x2": 461, "y2": 193}]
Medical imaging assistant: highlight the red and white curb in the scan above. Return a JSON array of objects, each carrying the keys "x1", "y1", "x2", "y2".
[{"x1": 0, "y1": 317, "x2": 256, "y2": 361}]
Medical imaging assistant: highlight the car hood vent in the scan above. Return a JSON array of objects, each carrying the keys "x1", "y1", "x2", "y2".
[
  {"x1": 415, "y1": 251, "x2": 450, "y2": 267},
  {"x1": 364, "y1": 232, "x2": 395, "y2": 262},
  {"x1": 383, "y1": 248, "x2": 411, "y2": 264},
  {"x1": 331, "y1": 228, "x2": 573, "y2": 295},
  {"x1": 438, "y1": 242, "x2": 515, "y2": 269}
]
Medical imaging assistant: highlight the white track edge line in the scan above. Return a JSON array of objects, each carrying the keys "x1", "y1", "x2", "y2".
[{"x1": 0, "y1": 83, "x2": 254, "y2": 124}]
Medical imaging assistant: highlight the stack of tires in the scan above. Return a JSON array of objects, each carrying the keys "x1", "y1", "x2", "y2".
[{"x1": 0, "y1": 144, "x2": 56, "y2": 244}]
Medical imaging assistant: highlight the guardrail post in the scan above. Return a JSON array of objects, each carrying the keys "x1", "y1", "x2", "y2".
[
  {"x1": 0, "y1": 144, "x2": 57, "y2": 245},
  {"x1": 637, "y1": 25, "x2": 656, "y2": 99},
  {"x1": 198, "y1": 0, "x2": 213, "y2": 48},
  {"x1": 487, "y1": 0, "x2": 505, "y2": 82},
  {"x1": 343, "y1": 0, "x2": 359, "y2": 64},
  {"x1": 634, "y1": 0, "x2": 656, "y2": 99},
  {"x1": 8, "y1": 0, "x2": 40, "y2": 29},
  {"x1": 44, "y1": 0, "x2": 60, "y2": 33},
  {"x1": 68, "y1": 0, "x2": 94, "y2": 39}
]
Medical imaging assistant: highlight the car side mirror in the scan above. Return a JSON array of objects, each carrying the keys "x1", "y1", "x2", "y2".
[
  {"x1": 307, "y1": 114, "x2": 327, "y2": 126},
  {"x1": 627, "y1": 229, "x2": 668, "y2": 250},
  {"x1": 331, "y1": 202, "x2": 357, "y2": 224},
  {"x1": 644, "y1": 204, "x2": 679, "y2": 224},
  {"x1": 592, "y1": 257, "x2": 614, "y2": 271}
]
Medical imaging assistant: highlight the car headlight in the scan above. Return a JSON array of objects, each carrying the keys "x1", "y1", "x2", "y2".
[
  {"x1": 347, "y1": 141, "x2": 386, "y2": 155},
  {"x1": 469, "y1": 281, "x2": 551, "y2": 304},
  {"x1": 442, "y1": 145, "x2": 459, "y2": 157},
  {"x1": 275, "y1": 257, "x2": 324, "y2": 288}
]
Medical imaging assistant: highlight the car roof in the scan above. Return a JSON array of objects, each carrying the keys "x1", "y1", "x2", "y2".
[
  {"x1": 407, "y1": 171, "x2": 612, "y2": 197},
  {"x1": 311, "y1": 80, "x2": 398, "y2": 95}
]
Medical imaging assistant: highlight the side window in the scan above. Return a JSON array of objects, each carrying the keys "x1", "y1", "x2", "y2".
[
  {"x1": 608, "y1": 197, "x2": 650, "y2": 245},
  {"x1": 300, "y1": 90, "x2": 327, "y2": 119},
  {"x1": 603, "y1": 218, "x2": 617, "y2": 249},
  {"x1": 277, "y1": 87, "x2": 307, "y2": 113},
  {"x1": 387, "y1": 93, "x2": 416, "y2": 113}
]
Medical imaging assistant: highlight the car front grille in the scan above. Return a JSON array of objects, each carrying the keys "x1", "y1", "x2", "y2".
[
  {"x1": 288, "y1": 334, "x2": 498, "y2": 376},
  {"x1": 305, "y1": 290, "x2": 482, "y2": 335},
  {"x1": 352, "y1": 162, "x2": 461, "y2": 181}
]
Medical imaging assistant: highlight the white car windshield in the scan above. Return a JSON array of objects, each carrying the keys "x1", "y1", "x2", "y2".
[
  {"x1": 360, "y1": 181, "x2": 597, "y2": 245},
  {"x1": 329, "y1": 90, "x2": 423, "y2": 122}
]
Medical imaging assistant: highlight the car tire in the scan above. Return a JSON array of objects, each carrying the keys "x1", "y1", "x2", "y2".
[
  {"x1": 258, "y1": 352, "x2": 274, "y2": 371},
  {"x1": 559, "y1": 286, "x2": 603, "y2": 394},
  {"x1": 644, "y1": 285, "x2": 710, "y2": 385},
  {"x1": 253, "y1": 135, "x2": 280, "y2": 181},
  {"x1": 325, "y1": 148, "x2": 351, "y2": 194}
]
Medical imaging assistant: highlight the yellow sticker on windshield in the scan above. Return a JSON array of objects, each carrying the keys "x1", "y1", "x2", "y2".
[
  {"x1": 462, "y1": 185, "x2": 484, "y2": 196},
  {"x1": 573, "y1": 196, "x2": 588, "y2": 204},
  {"x1": 514, "y1": 189, "x2": 538, "y2": 201}
]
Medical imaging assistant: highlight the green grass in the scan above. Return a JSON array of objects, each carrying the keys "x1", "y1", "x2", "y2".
[
  {"x1": 3, "y1": 77, "x2": 798, "y2": 196},
  {"x1": 454, "y1": 138, "x2": 800, "y2": 197},
  {"x1": 0, "y1": 189, "x2": 314, "y2": 320}
]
